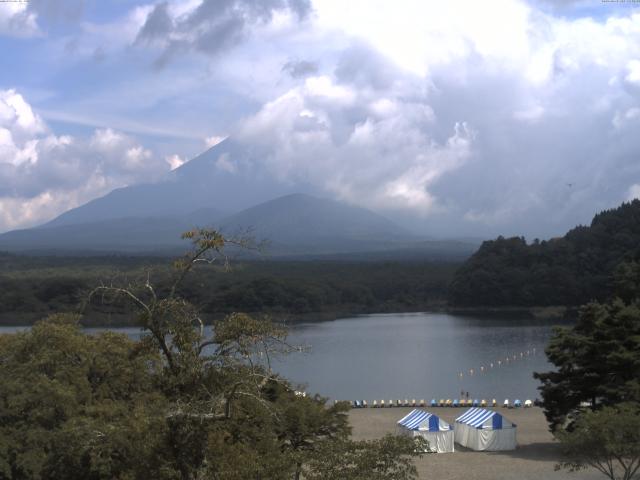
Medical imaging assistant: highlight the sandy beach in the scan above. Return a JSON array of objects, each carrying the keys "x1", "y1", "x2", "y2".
[{"x1": 349, "y1": 406, "x2": 602, "y2": 480}]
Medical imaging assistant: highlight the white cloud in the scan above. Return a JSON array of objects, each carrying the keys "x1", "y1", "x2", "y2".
[
  {"x1": 166, "y1": 153, "x2": 185, "y2": 170},
  {"x1": 236, "y1": 75, "x2": 473, "y2": 214},
  {"x1": 204, "y1": 135, "x2": 226, "y2": 148},
  {"x1": 5, "y1": 0, "x2": 640, "y2": 237},
  {"x1": 0, "y1": 89, "x2": 167, "y2": 232},
  {"x1": 0, "y1": 2, "x2": 39, "y2": 37}
]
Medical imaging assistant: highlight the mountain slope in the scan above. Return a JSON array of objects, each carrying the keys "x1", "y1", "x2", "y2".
[
  {"x1": 219, "y1": 193, "x2": 415, "y2": 254},
  {"x1": 45, "y1": 139, "x2": 295, "y2": 227},
  {"x1": 0, "y1": 193, "x2": 418, "y2": 255},
  {"x1": 0, "y1": 211, "x2": 223, "y2": 253}
]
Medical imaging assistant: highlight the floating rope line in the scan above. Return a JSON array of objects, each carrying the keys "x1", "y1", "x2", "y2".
[{"x1": 456, "y1": 347, "x2": 538, "y2": 380}]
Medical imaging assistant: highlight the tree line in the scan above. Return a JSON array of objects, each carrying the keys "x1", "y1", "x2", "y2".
[
  {"x1": 0, "y1": 257, "x2": 457, "y2": 325},
  {"x1": 449, "y1": 200, "x2": 640, "y2": 307}
]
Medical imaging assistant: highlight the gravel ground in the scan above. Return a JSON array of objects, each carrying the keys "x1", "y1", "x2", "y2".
[{"x1": 348, "y1": 407, "x2": 603, "y2": 480}]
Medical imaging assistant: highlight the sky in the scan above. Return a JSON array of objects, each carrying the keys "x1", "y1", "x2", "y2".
[{"x1": 1, "y1": 0, "x2": 640, "y2": 238}]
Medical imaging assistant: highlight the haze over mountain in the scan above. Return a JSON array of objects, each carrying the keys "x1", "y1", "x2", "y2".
[
  {"x1": 45, "y1": 139, "x2": 295, "y2": 227},
  {"x1": 219, "y1": 193, "x2": 417, "y2": 255}
]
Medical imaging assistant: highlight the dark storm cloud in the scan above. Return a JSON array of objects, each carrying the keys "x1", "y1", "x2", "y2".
[
  {"x1": 135, "y1": 0, "x2": 312, "y2": 66},
  {"x1": 135, "y1": 2, "x2": 173, "y2": 45}
]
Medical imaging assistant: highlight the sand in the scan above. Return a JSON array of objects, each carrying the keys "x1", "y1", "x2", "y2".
[{"x1": 348, "y1": 406, "x2": 603, "y2": 480}]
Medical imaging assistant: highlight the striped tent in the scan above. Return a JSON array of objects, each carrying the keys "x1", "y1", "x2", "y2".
[
  {"x1": 397, "y1": 409, "x2": 454, "y2": 453},
  {"x1": 454, "y1": 408, "x2": 516, "y2": 451}
]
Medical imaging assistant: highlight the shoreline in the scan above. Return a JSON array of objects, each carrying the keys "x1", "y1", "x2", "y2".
[{"x1": 0, "y1": 304, "x2": 576, "y2": 328}]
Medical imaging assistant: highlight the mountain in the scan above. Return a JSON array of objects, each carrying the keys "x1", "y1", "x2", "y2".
[
  {"x1": 219, "y1": 193, "x2": 416, "y2": 254},
  {"x1": 0, "y1": 210, "x2": 224, "y2": 253},
  {"x1": 0, "y1": 137, "x2": 477, "y2": 258},
  {"x1": 0, "y1": 193, "x2": 424, "y2": 255},
  {"x1": 45, "y1": 138, "x2": 296, "y2": 227},
  {"x1": 449, "y1": 199, "x2": 640, "y2": 307}
]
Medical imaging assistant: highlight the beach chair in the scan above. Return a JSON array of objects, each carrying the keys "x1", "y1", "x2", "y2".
[
  {"x1": 431, "y1": 399, "x2": 437, "y2": 407},
  {"x1": 472, "y1": 399, "x2": 479, "y2": 407},
  {"x1": 514, "y1": 399, "x2": 522, "y2": 408},
  {"x1": 353, "y1": 400, "x2": 360, "y2": 408},
  {"x1": 492, "y1": 398, "x2": 497, "y2": 407},
  {"x1": 438, "y1": 399, "x2": 445, "y2": 407},
  {"x1": 524, "y1": 399, "x2": 532, "y2": 408},
  {"x1": 380, "y1": 400, "x2": 385, "y2": 408},
  {"x1": 397, "y1": 399, "x2": 402, "y2": 407},
  {"x1": 411, "y1": 399, "x2": 416, "y2": 407},
  {"x1": 362, "y1": 400, "x2": 368, "y2": 408},
  {"x1": 503, "y1": 399, "x2": 510, "y2": 408},
  {"x1": 389, "y1": 400, "x2": 394, "y2": 407},
  {"x1": 372, "y1": 400, "x2": 377, "y2": 408},
  {"x1": 445, "y1": 399, "x2": 452, "y2": 407},
  {"x1": 419, "y1": 399, "x2": 425, "y2": 407},
  {"x1": 452, "y1": 399, "x2": 459, "y2": 407},
  {"x1": 480, "y1": 399, "x2": 487, "y2": 407},
  {"x1": 404, "y1": 399, "x2": 409, "y2": 407}
]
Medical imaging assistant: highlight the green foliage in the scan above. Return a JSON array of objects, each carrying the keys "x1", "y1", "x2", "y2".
[
  {"x1": 450, "y1": 200, "x2": 640, "y2": 307},
  {"x1": 0, "y1": 230, "x2": 425, "y2": 479},
  {"x1": 304, "y1": 434, "x2": 424, "y2": 480},
  {"x1": 556, "y1": 403, "x2": 640, "y2": 480},
  {"x1": 0, "y1": 256, "x2": 457, "y2": 325},
  {"x1": 0, "y1": 313, "x2": 167, "y2": 479},
  {"x1": 534, "y1": 294, "x2": 640, "y2": 430}
]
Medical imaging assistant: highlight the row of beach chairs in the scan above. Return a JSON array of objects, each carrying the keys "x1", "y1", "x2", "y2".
[{"x1": 350, "y1": 398, "x2": 535, "y2": 408}]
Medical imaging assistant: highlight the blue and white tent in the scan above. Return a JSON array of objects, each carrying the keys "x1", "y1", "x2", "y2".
[
  {"x1": 454, "y1": 408, "x2": 516, "y2": 451},
  {"x1": 397, "y1": 409, "x2": 454, "y2": 453}
]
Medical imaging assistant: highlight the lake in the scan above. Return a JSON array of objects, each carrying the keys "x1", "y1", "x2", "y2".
[
  {"x1": 0, "y1": 312, "x2": 562, "y2": 402},
  {"x1": 273, "y1": 313, "x2": 560, "y2": 402}
]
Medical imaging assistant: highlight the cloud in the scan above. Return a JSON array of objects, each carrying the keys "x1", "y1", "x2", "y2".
[
  {"x1": 282, "y1": 59, "x2": 318, "y2": 78},
  {"x1": 134, "y1": 0, "x2": 312, "y2": 67},
  {"x1": 0, "y1": 90, "x2": 168, "y2": 232},
  {"x1": 5, "y1": 0, "x2": 640, "y2": 238},
  {"x1": 204, "y1": 135, "x2": 227, "y2": 148},
  {"x1": 26, "y1": 0, "x2": 86, "y2": 24},
  {"x1": 234, "y1": 73, "x2": 472, "y2": 213},
  {"x1": 166, "y1": 153, "x2": 185, "y2": 170},
  {"x1": 0, "y1": 2, "x2": 39, "y2": 37},
  {"x1": 629, "y1": 184, "x2": 640, "y2": 201}
]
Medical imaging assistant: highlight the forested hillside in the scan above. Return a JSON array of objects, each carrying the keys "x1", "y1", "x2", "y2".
[
  {"x1": 0, "y1": 256, "x2": 457, "y2": 325},
  {"x1": 449, "y1": 200, "x2": 640, "y2": 307}
]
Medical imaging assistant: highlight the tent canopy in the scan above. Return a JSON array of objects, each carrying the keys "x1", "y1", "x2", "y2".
[
  {"x1": 455, "y1": 407, "x2": 514, "y2": 429},
  {"x1": 397, "y1": 409, "x2": 451, "y2": 432}
]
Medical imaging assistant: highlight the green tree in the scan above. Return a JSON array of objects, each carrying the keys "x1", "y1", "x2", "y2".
[
  {"x1": 1, "y1": 229, "x2": 424, "y2": 479},
  {"x1": 0, "y1": 313, "x2": 168, "y2": 480},
  {"x1": 304, "y1": 434, "x2": 425, "y2": 480},
  {"x1": 534, "y1": 296, "x2": 640, "y2": 430},
  {"x1": 556, "y1": 403, "x2": 640, "y2": 480}
]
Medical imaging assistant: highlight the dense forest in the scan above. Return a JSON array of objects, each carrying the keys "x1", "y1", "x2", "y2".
[
  {"x1": 0, "y1": 254, "x2": 457, "y2": 325},
  {"x1": 449, "y1": 200, "x2": 640, "y2": 307}
]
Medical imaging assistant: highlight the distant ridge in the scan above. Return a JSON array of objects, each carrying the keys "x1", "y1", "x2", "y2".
[{"x1": 449, "y1": 199, "x2": 640, "y2": 307}]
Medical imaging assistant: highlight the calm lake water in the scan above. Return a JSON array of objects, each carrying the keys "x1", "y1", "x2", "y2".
[{"x1": 0, "y1": 312, "x2": 562, "y2": 402}]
